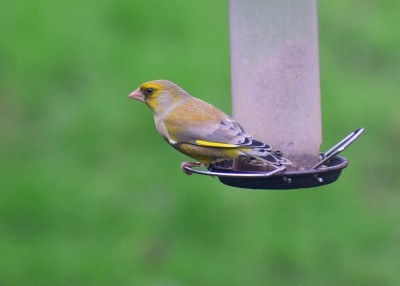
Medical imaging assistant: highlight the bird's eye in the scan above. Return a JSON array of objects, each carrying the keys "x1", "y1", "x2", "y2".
[{"x1": 144, "y1": 88, "x2": 154, "y2": 96}]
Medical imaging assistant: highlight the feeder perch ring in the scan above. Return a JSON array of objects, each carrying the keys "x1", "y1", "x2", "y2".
[{"x1": 183, "y1": 128, "x2": 364, "y2": 190}]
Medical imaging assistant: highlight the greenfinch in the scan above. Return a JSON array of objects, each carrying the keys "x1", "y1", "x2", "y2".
[{"x1": 129, "y1": 80, "x2": 291, "y2": 175}]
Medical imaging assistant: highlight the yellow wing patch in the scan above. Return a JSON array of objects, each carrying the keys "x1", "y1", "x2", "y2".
[{"x1": 195, "y1": 140, "x2": 238, "y2": 148}]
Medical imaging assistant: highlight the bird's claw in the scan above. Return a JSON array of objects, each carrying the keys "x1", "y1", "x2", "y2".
[{"x1": 180, "y1": 161, "x2": 201, "y2": 176}]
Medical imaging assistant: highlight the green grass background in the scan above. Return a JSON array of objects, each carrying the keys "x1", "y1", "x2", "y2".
[{"x1": 1, "y1": 1, "x2": 399, "y2": 285}]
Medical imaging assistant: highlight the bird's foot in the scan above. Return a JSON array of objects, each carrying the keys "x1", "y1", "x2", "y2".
[{"x1": 180, "y1": 161, "x2": 201, "y2": 176}]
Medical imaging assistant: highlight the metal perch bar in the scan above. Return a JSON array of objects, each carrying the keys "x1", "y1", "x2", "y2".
[{"x1": 183, "y1": 128, "x2": 364, "y2": 184}]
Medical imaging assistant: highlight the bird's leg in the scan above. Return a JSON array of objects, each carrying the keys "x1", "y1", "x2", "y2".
[{"x1": 180, "y1": 161, "x2": 201, "y2": 176}]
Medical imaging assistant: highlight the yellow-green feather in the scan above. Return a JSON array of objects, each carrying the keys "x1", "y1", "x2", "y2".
[
  {"x1": 174, "y1": 143, "x2": 248, "y2": 164},
  {"x1": 195, "y1": 140, "x2": 238, "y2": 148},
  {"x1": 163, "y1": 98, "x2": 226, "y2": 142}
]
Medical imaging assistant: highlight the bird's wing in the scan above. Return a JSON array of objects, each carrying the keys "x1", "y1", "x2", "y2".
[{"x1": 162, "y1": 97, "x2": 269, "y2": 149}]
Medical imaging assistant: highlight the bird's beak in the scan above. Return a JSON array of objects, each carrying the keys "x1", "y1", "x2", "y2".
[{"x1": 128, "y1": 88, "x2": 144, "y2": 102}]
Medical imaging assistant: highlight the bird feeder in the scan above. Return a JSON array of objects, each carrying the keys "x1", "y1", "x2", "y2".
[{"x1": 183, "y1": 0, "x2": 364, "y2": 189}]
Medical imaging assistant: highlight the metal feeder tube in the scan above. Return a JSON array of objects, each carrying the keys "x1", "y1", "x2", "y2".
[
  {"x1": 183, "y1": 1, "x2": 365, "y2": 190},
  {"x1": 229, "y1": 0, "x2": 321, "y2": 168}
]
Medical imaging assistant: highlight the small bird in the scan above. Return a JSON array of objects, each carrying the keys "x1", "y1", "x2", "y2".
[{"x1": 129, "y1": 80, "x2": 291, "y2": 175}]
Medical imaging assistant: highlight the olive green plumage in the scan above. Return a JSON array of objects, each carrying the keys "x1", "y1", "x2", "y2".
[{"x1": 129, "y1": 80, "x2": 291, "y2": 174}]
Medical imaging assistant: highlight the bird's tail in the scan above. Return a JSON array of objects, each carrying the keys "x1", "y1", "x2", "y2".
[{"x1": 244, "y1": 148, "x2": 292, "y2": 166}]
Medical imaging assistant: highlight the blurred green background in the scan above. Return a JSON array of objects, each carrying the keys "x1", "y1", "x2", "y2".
[{"x1": 1, "y1": 0, "x2": 399, "y2": 285}]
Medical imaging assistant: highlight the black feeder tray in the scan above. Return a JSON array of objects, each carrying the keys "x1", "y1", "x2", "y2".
[{"x1": 183, "y1": 128, "x2": 364, "y2": 190}]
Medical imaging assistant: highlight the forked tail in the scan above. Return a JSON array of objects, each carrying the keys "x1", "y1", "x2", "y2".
[{"x1": 246, "y1": 148, "x2": 292, "y2": 166}]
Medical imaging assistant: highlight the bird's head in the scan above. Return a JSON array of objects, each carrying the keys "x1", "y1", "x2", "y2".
[{"x1": 129, "y1": 80, "x2": 189, "y2": 115}]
